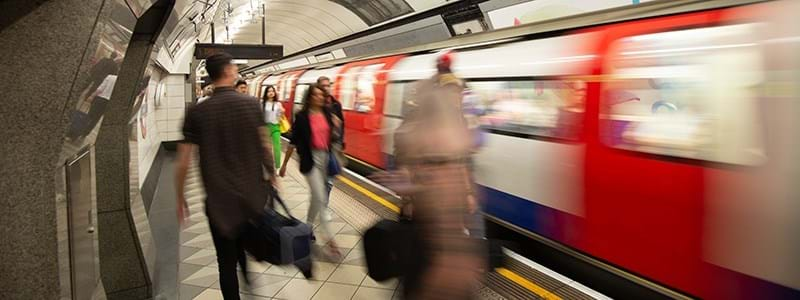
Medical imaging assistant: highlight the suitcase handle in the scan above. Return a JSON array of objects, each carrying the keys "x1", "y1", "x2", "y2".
[{"x1": 268, "y1": 186, "x2": 296, "y2": 221}]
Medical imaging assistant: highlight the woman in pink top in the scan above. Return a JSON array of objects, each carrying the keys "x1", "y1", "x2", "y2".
[
  {"x1": 309, "y1": 110, "x2": 330, "y2": 150},
  {"x1": 280, "y1": 84, "x2": 342, "y2": 258}
]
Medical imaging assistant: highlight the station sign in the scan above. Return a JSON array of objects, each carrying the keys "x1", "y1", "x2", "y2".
[{"x1": 194, "y1": 43, "x2": 283, "y2": 60}]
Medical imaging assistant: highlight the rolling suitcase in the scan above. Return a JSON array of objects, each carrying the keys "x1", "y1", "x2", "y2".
[
  {"x1": 363, "y1": 219, "x2": 416, "y2": 281},
  {"x1": 243, "y1": 187, "x2": 313, "y2": 278}
]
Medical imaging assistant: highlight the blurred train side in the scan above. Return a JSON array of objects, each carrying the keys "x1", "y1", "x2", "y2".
[{"x1": 245, "y1": 1, "x2": 800, "y2": 298}]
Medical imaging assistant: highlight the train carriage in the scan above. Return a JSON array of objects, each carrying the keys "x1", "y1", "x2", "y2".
[{"x1": 243, "y1": 1, "x2": 800, "y2": 298}]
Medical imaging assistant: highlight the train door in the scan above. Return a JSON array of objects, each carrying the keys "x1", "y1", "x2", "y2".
[
  {"x1": 334, "y1": 56, "x2": 404, "y2": 168},
  {"x1": 279, "y1": 70, "x2": 303, "y2": 123},
  {"x1": 248, "y1": 74, "x2": 265, "y2": 97},
  {"x1": 254, "y1": 74, "x2": 269, "y2": 99},
  {"x1": 698, "y1": 3, "x2": 800, "y2": 299},
  {"x1": 290, "y1": 71, "x2": 309, "y2": 120},
  {"x1": 583, "y1": 11, "x2": 729, "y2": 298}
]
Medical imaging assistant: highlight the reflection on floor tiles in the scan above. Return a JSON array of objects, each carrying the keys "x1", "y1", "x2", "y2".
[
  {"x1": 331, "y1": 234, "x2": 360, "y2": 249},
  {"x1": 312, "y1": 282, "x2": 358, "y2": 300},
  {"x1": 180, "y1": 284, "x2": 207, "y2": 300},
  {"x1": 263, "y1": 264, "x2": 300, "y2": 278},
  {"x1": 182, "y1": 267, "x2": 220, "y2": 288},
  {"x1": 274, "y1": 278, "x2": 324, "y2": 300},
  {"x1": 327, "y1": 265, "x2": 367, "y2": 286},
  {"x1": 352, "y1": 286, "x2": 394, "y2": 300},
  {"x1": 246, "y1": 274, "x2": 293, "y2": 298},
  {"x1": 183, "y1": 249, "x2": 216, "y2": 266},
  {"x1": 179, "y1": 158, "x2": 399, "y2": 299},
  {"x1": 341, "y1": 248, "x2": 366, "y2": 267},
  {"x1": 294, "y1": 261, "x2": 337, "y2": 281},
  {"x1": 361, "y1": 276, "x2": 399, "y2": 290}
]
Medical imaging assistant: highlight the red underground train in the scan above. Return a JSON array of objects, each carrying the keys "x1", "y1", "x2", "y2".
[{"x1": 245, "y1": 1, "x2": 800, "y2": 298}]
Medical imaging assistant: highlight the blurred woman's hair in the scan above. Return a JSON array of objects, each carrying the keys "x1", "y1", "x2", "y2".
[{"x1": 300, "y1": 84, "x2": 325, "y2": 113}]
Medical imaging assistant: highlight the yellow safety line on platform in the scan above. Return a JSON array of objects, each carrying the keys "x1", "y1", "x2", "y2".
[
  {"x1": 338, "y1": 175, "x2": 561, "y2": 299},
  {"x1": 496, "y1": 267, "x2": 562, "y2": 300},
  {"x1": 337, "y1": 175, "x2": 401, "y2": 214}
]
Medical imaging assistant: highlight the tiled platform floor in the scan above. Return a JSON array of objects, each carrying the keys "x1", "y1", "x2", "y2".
[{"x1": 178, "y1": 158, "x2": 399, "y2": 300}]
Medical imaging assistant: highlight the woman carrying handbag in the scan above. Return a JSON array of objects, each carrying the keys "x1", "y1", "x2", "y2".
[{"x1": 279, "y1": 84, "x2": 343, "y2": 258}]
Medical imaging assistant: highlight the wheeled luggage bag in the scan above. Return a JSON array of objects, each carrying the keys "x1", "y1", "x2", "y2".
[{"x1": 243, "y1": 187, "x2": 313, "y2": 278}]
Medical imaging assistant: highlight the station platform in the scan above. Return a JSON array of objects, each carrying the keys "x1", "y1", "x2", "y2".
[{"x1": 175, "y1": 152, "x2": 609, "y2": 300}]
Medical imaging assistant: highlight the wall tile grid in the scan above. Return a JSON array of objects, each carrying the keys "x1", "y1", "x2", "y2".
[
  {"x1": 157, "y1": 74, "x2": 186, "y2": 142},
  {"x1": 137, "y1": 70, "x2": 164, "y2": 185}
]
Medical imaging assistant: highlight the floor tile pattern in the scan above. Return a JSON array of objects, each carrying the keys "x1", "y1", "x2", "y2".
[{"x1": 179, "y1": 158, "x2": 400, "y2": 300}]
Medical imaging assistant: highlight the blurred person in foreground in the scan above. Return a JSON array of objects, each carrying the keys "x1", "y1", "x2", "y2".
[
  {"x1": 175, "y1": 52, "x2": 277, "y2": 299},
  {"x1": 278, "y1": 84, "x2": 343, "y2": 258},
  {"x1": 376, "y1": 51, "x2": 484, "y2": 299}
]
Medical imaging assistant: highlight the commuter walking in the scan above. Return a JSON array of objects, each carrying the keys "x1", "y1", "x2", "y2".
[
  {"x1": 278, "y1": 84, "x2": 342, "y2": 258},
  {"x1": 317, "y1": 76, "x2": 343, "y2": 222},
  {"x1": 235, "y1": 79, "x2": 248, "y2": 94},
  {"x1": 262, "y1": 85, "x2": 284, "y2": 169},
  {"x1": 175, "y1": 52, "x2": 277, "y2": 300},
  {"x1": 81, "y1": 52, "x2": 119, "y2": 98},
  {"x1": 198, "y1": 83, "x2": 214, "y2": 103},
  {"x1": 70, "y1": 63, "x2": 119, "y2": 139},
  {"x1": 387, "y1": 51, "x2": 484, "y2": 299}
]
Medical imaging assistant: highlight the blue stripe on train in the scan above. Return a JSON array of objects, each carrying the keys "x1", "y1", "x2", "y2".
[{"x1": 477, "y1": 184, "x2": 583, "y2": 246}]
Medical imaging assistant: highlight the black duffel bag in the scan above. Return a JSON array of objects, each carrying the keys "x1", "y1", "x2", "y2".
[
  {"x1": 243, "y1": 187, "x2": 313, "y2": 278},
  {"x1": 363, "y1": 218, "x2": 418, "y2": 281}
]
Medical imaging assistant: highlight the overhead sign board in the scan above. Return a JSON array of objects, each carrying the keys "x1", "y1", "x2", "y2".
[
  {"x1": 487, "y1": 0, "x2": 654, "y2": 30},
  {"x1": 194, "y1": 43, "x2": 283, "y2": 60}
]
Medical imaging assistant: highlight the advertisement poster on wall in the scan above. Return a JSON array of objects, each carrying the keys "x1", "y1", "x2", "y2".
[
  {"x1": 487, "y1": 0, "x2": 653, "y2": 30},
  {"x1": 135, "y1": 67, "x2": 162, "y2": 187}
]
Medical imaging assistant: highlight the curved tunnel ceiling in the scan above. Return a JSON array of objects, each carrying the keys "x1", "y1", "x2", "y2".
[{"x1": 162, "y1": 0, "x2": 453, "y2": 59}]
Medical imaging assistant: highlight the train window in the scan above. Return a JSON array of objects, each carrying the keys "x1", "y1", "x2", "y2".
[
  {"x1": 470, "y1": 80, "x2": 585, "y2": 140},
  {"x1": 339, "y1": 64, "x2": 385, "y2": 112},
  {"x1": 600, "y1": 24, "x2": 766, "y2": 165}
]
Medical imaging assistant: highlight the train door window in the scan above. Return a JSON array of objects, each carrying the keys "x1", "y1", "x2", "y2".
[
  {"x1": 294, "y1": 84, "x2": 308, "y2": 104},
  {"x1": 339, "y1": 64, "x2": 385, "y2": 112},
  {"x1": 285, "y1": 74, "x2": 299, "y2": 102},
  {"x1": 600, "y1": 24, "x2": 766, "y2": 165},
  {"x1": 470, "y1": 80, "x2": 585, "y2": 140},
  {"x1": 385, "y1": 82, "x2": 420, "y2": 118},
  {"x1": 275, "y1": 76, "x2": 287, "y2": 102},
  {"x1": 354, "y1": 64, "x2": 384, "y2": 113},
  {"x1": 293, "y1": 83, "x2": 308, "y2": 112},
  {"x1": 339, "y1": 66, "x2": 363, "y2": 110}
]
